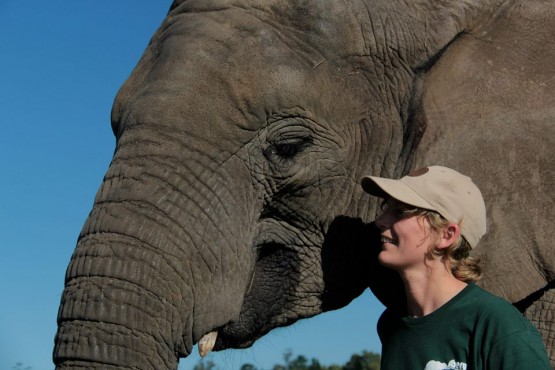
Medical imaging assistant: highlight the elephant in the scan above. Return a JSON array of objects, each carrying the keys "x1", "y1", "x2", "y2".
[{"x1": 54, "y1": 0, "x2": 555, "y2": 369}]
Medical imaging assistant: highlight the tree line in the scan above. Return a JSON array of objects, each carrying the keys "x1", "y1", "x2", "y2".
[
  {"x1": 193, "y1": 350, "x2": 380, "y2": 370},
  {"x1": 10, "y1": 350, "x2": 380, "y2": 370}
]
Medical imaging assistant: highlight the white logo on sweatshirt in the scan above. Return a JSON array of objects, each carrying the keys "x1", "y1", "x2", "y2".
[{"x1": 424, "y1": 359, "x2": 467, "y2": 370}]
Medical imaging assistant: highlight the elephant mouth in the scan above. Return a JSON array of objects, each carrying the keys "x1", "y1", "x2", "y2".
[
  {"x1": 197, "y1": 239, "x2": 303, "y2": 355},
  {"x1": 213, "y1": 329, "x2": 257, "y2": 352},
  {"x1": 196, "y1": 218, "x2": 375, "y2": 357},
  {"x1": 196, "y1": 326, "x2": 257, "y2": 357}
]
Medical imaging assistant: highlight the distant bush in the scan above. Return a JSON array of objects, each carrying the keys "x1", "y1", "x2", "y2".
[
  {"x1": 193, "y1": 349, "x2": 381, "y2": 370},
  {"x1": 12, "y1": 363, "x2": 32, "y2": 370}
]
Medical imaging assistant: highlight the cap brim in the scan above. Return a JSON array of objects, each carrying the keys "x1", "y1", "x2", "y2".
[
  {"x1": 361, "y1": 176, "x2": 434, "y2": 210},
  {"x1": 361, "y1": 176, "x2": 389, "y2": 198}
]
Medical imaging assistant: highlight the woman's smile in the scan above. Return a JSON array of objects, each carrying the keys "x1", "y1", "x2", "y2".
[{"x1": 381, "y1": 235, "x2": 398, "y2": 246}]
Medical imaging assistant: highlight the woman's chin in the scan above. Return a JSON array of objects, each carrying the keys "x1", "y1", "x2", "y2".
[{"x1": 377, "y1": 251, "x2": 392, "y2": 267}]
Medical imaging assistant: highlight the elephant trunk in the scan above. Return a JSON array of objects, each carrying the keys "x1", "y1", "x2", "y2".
[
  {"x1": 54, "y1": 144, "x2": 254, "y2": 369},
  {"x1": 54, "y1": 206, "x2": 189, "y2": 369}
]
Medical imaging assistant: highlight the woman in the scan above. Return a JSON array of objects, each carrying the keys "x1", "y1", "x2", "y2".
[{"x1": 360, "y1": 166, "x2": 550, "y2": 370}]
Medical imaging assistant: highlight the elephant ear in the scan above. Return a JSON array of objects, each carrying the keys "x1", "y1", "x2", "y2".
[{"x1": 414, "y1": 2, "x2": 555, "y2": 303}]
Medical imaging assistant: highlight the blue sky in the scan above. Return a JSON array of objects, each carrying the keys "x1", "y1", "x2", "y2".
[{"x1": 0, "y1": 2, "x2": 384, "y2": 369}]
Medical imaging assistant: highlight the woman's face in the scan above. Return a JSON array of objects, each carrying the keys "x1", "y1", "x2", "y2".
[{"x1": 374, "y1": 199, "x2": 436, "y2": 272}]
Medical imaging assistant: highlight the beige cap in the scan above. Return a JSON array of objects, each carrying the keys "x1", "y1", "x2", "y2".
[{"x1": 361, "y1": 166, "x2": 486, "y2": 248}]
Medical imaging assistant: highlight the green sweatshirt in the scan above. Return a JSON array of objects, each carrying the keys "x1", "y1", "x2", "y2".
[{"x1": 378, "y1": 283, "x2": 551, "y2": 370}]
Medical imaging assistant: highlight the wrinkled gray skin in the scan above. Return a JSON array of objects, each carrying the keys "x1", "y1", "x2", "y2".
[{"x1": 54, "y1": 0, "x2": 555, "y2": 368}]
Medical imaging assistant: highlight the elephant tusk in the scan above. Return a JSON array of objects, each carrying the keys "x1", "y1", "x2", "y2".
[{"x1": 198, "y1": 331, "x2": 218, "y2": 357}]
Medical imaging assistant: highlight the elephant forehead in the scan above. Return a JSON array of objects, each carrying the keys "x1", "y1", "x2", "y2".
[
  {"x1": 115, "y1": 5, "x2": 376, "y2": 138},
  {"x1": 168, "y1": 0, "x2": 371, "y2": 59}
]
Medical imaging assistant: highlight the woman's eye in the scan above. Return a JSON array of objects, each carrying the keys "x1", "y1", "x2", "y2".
[
  {"x1": 380, "y1": 199, "x2": 410, "y2": 219},
  {"x1": 393, "y1": 208, "x2": 406, "y2": 218}
]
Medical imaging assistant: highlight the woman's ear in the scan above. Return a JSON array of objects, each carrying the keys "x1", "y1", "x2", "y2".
[{"x1": 438, "y1": 224, "x2": 461, "y2": 249}]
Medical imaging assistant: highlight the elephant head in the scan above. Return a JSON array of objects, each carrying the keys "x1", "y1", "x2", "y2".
[{"x1": 54, "y1": 0, "x2": 555, "y2": 368}]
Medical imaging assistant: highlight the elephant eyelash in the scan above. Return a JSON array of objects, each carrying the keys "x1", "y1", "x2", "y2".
[{"x1": 263, "y1": 136, "x2": 313, "y2": 161}]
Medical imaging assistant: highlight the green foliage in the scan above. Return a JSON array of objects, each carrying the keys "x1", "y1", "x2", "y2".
[
  {"x1": 193, "y1": 358, "x2": 217, "y2": 370},
  {"x1": 241, "y1": 364, "x2": 258, "y2": 370},
  {"x1": 193, "y1": 349, "x2": 380, "y2": 370},
  {"x1": 12, "y1": 364, "x2": 32, "y2": 370},
  {"x1": 343, "y1": 351, "x2": 381, "y2": 370}
]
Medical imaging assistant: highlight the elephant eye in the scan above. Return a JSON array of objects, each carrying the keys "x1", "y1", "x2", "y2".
[{"x1": 264, "y1": 136, "x2": 312, "y2": 161}]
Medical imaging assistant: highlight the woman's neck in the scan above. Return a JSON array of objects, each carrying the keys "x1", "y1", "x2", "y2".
[{"x1": 399, "y1": 263, "x2": 467, "y2": 317}]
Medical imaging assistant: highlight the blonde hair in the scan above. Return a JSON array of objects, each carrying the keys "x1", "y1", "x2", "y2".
[{"x1": 403, "y1": 207, "x2": 483, "y2": 283}]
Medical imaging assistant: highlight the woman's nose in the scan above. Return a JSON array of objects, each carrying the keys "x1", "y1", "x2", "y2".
[
  {"x1": 375, "y1": 209, "x2": 394, "y2": 230},
  {"x1": 375, "y1": 213, "x2": 388, "y2": 230}
]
